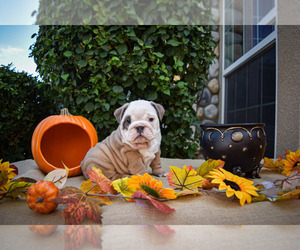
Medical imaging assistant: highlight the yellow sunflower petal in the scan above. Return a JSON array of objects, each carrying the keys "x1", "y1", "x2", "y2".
[{"x1": 225, "y1": 187, "x2": 235, "y2": 197}]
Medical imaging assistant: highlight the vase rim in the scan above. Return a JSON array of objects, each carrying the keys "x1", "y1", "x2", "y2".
[{"x1": 200, "y1": 123, "x2": 265, "y2": 128}]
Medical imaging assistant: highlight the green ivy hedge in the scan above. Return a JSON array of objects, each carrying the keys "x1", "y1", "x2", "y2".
[
  {"x1": 0, "y1": 64, "x2": 56, "y2": 162},
  {"x1": 30, "y1": 25, "x2": 216, "y2": 158},
  {"x1": 35, "y1": 0, "x2": 213, "y2": 25}
]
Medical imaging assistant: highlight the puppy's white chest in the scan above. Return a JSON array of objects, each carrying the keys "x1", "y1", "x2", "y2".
[{"x1": 139, "y1": 149, "x2": 155, "y2": 168}]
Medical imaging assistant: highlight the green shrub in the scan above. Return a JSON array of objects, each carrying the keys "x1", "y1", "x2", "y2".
[
  {"x1": 30, "y1": 25, "x2": 216, "y2": 158},
  {"x1": 35, "y1": 0, "x2": 213, "y2": 25},
  {"x1": 0, "y1": 64, "x2": 56, "y2": 162}
]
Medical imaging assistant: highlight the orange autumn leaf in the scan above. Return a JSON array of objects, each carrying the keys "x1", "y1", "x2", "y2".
[
  {"x1": 63, "y1": 225, "x2": 102, "y2": 250},
  {"x1": 80, "y1": 179, "x2": 113, "y2": 205},
  {"x1": 262, "y1": 157, "x2": 283, "y2": 173},
  {"x1": 53, "y1": 186, "x2": 112, "y2": 225},
  {"x1": 85, "y1": 166, "x2": 118, "y2": 194}
]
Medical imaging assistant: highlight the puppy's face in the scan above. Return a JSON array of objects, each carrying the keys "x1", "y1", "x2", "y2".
[{"x1": 114, "y1": 100, "x2": 164, "y2": 150}]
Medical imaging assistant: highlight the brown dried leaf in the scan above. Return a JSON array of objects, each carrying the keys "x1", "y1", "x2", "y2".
[{"x1": 53, "y1": 187, "x2": 105, "y2": 225}]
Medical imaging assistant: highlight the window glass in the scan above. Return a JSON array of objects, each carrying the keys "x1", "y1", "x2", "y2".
[
  {"x1": 224, "y1": 0, "x2": 275, "y2": 68},
  {"x1": 225, "y1": 44, "x2": 276, "y2": 157}
]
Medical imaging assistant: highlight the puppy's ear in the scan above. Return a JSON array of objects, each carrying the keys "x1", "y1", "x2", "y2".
[
  {"x1": 150, "y1": 101, "x2": 165, "y2": 121},
  {"x1": 114, "y1": 103, "x2": 130, "y2": 123}
]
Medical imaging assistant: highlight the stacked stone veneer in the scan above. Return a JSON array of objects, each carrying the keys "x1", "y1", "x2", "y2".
[
  {"x1": 194, "y1": 1, "x2": 220, "y2": 158},
  {"x1": 196, "y1": 1, "x2": 220, "y2": 126}
]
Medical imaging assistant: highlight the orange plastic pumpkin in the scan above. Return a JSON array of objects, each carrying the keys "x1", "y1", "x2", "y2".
[
  {"x1": 26, "y1": 180, "x2": 59, "y2": 214},
  {"x1": 28, "y1": 225, "x2": 58, "y2": 236},
  {"x1": 31, "y1": 108, "x2": 98, "y2": 176}
]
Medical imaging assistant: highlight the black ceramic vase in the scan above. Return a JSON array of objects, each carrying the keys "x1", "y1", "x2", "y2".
[{"x1": 199, "y1": 123, "x2": 267, "y2": 178}]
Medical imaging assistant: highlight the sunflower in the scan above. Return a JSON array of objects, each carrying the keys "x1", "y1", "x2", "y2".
[
  {"x1": 281, "y1": 149, "x2": 300, "y2": 176},
  {"x1": 127, "y1": 173, "x2": 176, "y2": 200},
  {"x1": 209, "y1": 168, "x2": 258, "y2": 206},
  {"x1": 0, "y1": 159, "x2": 16, "y2": 182}
]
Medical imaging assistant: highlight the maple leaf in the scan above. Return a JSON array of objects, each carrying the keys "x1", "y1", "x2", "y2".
[
  {"x1": 44, "y1": 163, "x2": 69, "y2": 189},
  {"x1": 85, "y1": 166, "x2": 118, "y2": 194},
  {"x1": 196, "y1": 159, "x2": 225, "y2": 178},
  {"x1": 262, "y1": 157, "x2": 283, "y2": 173},
  {"x1": 80, "y1": 179, "x2": 113, "y2": 205},
  {"x1": 132, "y1": 191, "x2": 175, "y2": 213},
  {"x1": 53, "y1": 186, "x2": 109, "y2": 225},
  {"x1": 63, "y1": 225, "x2": 102, "y2": 250},
  {"x1": 167, "y1": 165, "x2": 204, "y2": 191},
  {"x1": 195, "y1": 159, "x2": 225, "y2": 189},
  {"x1": 0, "y1": 178, "x2": 36, "y2": 200},
  {"x1": 111, "y1": 177, "x2": 137, "y2": 200}
]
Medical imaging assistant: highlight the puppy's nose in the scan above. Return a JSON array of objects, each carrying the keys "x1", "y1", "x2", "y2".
[{"x1": 136, "y1": 126, "x2": 144, "y2": 134}]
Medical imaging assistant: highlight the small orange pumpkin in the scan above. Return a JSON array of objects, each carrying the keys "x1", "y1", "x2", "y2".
[
  {"x1": 31, "y1": 108, "x2": 98, "y2": 176},
  {"x1": 26, "y1": 180, "x2": 59, "y2": 214},
  {"x1": 28, "y1": 225, "x2": 58, "y2": 236}
]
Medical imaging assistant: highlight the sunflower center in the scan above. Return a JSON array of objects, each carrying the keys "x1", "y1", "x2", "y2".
[
  {"x1": 224, "y1": 180, "x2": 241, "y2": 191},
  {"x1": 293, "y1": 162, "x2": 300, "y2": 168}
]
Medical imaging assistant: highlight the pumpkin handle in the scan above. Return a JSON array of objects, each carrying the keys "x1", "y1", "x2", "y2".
[{"x1": 60, "y1": 108, "x2": 72, "y2": 116}]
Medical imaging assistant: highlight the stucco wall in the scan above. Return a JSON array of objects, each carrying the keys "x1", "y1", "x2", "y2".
[{"x1": 276, "y1": 25, "x2": 300, "y2": 156}]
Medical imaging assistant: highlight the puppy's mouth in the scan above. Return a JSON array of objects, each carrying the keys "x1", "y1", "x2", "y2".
[{"x1": 133, "y1": 135, "x2": 149, "y2": 148}]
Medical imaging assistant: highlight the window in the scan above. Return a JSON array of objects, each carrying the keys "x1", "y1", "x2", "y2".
[
  {"x1": 224, "y1": 44, "x2": 276, "y2": 157},
  {"x1": 222, "y1": 0, "x2": 277, "y2": 157}
]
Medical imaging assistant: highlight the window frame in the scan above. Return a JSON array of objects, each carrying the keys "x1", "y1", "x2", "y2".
[{"x1": 221, "y1": 0, "x2": 278, "y2": 157}]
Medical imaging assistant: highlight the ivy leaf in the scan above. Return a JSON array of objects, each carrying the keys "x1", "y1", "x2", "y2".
[
  {"x1": 112, "y1": 86, "x2": 124, "y2": 93},
  {"x1": 78, "y1": 60, "x2": 88, "y2": 68},
  {"x1": 117, "y1": 44, "x2": 128, "y2": 55},
  {"x1": 52, "y1": 186, "x2": 105, "y2": 225},
  {"x1": 153, "y1": 52, "x2": 164, "y2": 58},
  {"x1": 63, "y1": 51, "x2": 73, "y2": 57},
  {"x1": 166, "y1": 38, "x2": 180, "y2": 46},
  {"x1": 0, "y1": 178, "x2": 35, "y2": 200},
  {"x1": 85, "y1": 102, "x2": 95, "y2": 112},
  {"x1": 61, "y1": 74, "x2": 69, "y2": 81},
  {"x1": 111, "y1": 177, "x2": 136, "y2": 199},
  {"x1": 167, "y1": 165, "x2": 204, "y2": 191},
  {"x1": 85, "y1": 166, "x2": 118, "y2": 194},
  {"x1": 132, "y1": 191, "x2": 175, "y2": 213},
  {"x1": 44, "y1": 163, "x2": 69, "y2": 189}
]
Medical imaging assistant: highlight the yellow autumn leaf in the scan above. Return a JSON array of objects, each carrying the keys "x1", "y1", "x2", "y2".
[
  {"x1": 196, "y1": 159, "x2": 225, "y2": 178},
  {"x1": 167, "y1": 165, "x2": 204, "y2": 190},
  {"x1": 111, "y1": 177, "x2": 137, "y2": 200},
  {"x1": 80, "y1": 179, "x2": 113, "y2": 205},
  {"x1": 262, "y1": 157, "x2": 283, "y2": 173}
]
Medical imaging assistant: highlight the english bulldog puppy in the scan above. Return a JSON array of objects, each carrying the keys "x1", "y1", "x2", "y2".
[{"x1": 81, "y1": 100, "x2": 165, "y2": 181}]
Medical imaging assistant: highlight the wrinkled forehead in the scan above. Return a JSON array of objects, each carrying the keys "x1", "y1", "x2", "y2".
[{"x1": 123, "y1": 101, "x2": 157, "y2": 120}]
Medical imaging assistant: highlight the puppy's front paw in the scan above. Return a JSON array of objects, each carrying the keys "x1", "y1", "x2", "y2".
[{"x1": 152, "y1": 171, "x2": 167, "y2": 177}]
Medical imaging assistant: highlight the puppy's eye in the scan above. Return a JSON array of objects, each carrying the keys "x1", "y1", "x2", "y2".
[
  {"x1": 149, "y1": 118, "x2": 154, "y2": 122},
  {"x1": 123, "y1": 116, "x2": 131, "y2": 130},
  {"x1": 125, "y1": 117, "x2": 131, "y2": 124}
]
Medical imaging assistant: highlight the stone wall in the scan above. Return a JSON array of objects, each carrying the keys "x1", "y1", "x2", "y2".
[
  {"x1": 196, "y1": 0, "x2": 220, "y2": 126},
  {"x1": 195, "y1": 1, "x2": 221, "y2": 158}
]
